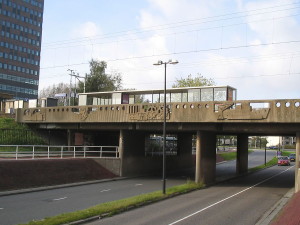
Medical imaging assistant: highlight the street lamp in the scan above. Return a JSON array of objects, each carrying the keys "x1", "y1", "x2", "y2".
[{"x1": 153, "y1": 59, "x2": 179, "y2": 194}]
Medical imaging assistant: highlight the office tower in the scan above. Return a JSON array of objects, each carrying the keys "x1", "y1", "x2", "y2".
[{"x1": 0, "y1": 0, "x2": 44, "y2": 100}]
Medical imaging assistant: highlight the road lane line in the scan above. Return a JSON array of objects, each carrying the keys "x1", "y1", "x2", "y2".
[
  {"x1": 135, "y1": 184, "x2": 143, "y2": 186},
  {"x1": 0, "y1": 208, "x2": 3, "y2": 210},
  {"x1": 53, "y1": 197, "x2": 67, "y2": 201},
  {"x1": 100, "y1": 189, "x2": 111, "y2": 192},
  {"x1": 169, "y1": 166, "x2": 294, "y2": 225}
]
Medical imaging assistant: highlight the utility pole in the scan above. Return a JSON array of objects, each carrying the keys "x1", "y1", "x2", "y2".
[
  {"x1": 74, "y1": 73, "x2": 86, "y2": 93},
  {"x1": 67, "y1": 71, "x2": 86, "y2": 106},
  {"x1": 67, "y1": 69, "x2": 75, "y2": 106}
]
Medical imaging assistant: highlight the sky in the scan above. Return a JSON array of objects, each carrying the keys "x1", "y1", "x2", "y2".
[{"x1": 39, "y1": 0, "x2": 300, "y2": 100}]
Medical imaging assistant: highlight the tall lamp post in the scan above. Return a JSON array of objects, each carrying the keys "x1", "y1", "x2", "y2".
[{"x1": 153, "y1": 59, "x2": 179, "y2": 194}]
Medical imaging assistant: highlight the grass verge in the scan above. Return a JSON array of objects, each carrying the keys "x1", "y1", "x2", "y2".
[
  {"x1": 248, "y1": 150, "x2": 294, "y2": 173},
  {"x1": 248, "y1": 157, "x2": 277, "y2": 173},
  {"x1": 22, "y1": 181, "x2": 204, "y2": 225},
  {"x1": 218, "y1": 150, "x2": 254, "y2": 161}
]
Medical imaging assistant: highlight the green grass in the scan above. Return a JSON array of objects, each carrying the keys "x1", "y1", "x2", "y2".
[
  {"x1": 0, "y1": 146, "x2": 63, "y2": 152},
  {"x1": 218, "y1": 151, "x2": 236, "y2": 161},
  {"x1": 248, "y1": 157, "x2": 278, "y2": 173},
  {"x1": 281, "y1": 150, "x2": 293, "y2": 156},
  {"x1": 20, "y1": 149, "x2": 281, "y2": 225},
  {"x1": 248, "y1": 150, "x2": 294, "y2": 173},
  {"x1": 21, "y1": 181, "x2": 204, "y2": 225},
  {"x1": 218, "y1": 150, "x2": 254, "y2": 161}
]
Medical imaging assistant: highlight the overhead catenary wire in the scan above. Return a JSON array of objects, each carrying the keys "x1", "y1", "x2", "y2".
[
  {"x1": 38, "y1": 1, "x2": 300, "y2": 92},
  {"x1": 40, "y1": 39, "x2": 300, "y2": 70},
  {"x1": 42, "y1": 2, "x2": 300, "y2": 48}
]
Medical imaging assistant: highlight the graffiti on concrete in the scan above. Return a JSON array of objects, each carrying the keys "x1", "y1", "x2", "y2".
[
  {"x1": 129, "y1": 105, "x2": 170, "y2": 121},
  {"x1": 217, "y1": 103, "x2": 270, "y2": 120}
]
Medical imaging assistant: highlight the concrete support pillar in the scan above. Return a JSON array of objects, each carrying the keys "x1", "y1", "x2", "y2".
[
  {"x1": 67, "y1": 129, "x2": 73, "y2": 150},
  {"x1": 295, "y1": 132, "x2": 300, "y2": 193},
  {"x1": 118, "y1": 130, "x2": 124, "y2": 177},
  {"x1": 195, "y1": 131, "x2": 216, "y2": 185},
  {"x1": 119, "y1": 130, "x2": 146, "y2": 176},
  {"x1": 236, "y1": 134, "x2": 248, "y2": 175}
]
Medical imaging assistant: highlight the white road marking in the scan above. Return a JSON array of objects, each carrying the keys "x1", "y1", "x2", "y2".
[
  {"x1": 100, "y1": 189, "x2": 111, "y2": 192},
  {"x1": 0, "y1": 208, "x2": 3, "y2": 210},
  {"x1": 53, "y1": 197, "x2": 67, "y2": 201},
  {"x1": 135, "y1": 184, "x2": 143, "y2": 186},
  {"x1": 169, "y1": 166, "x2": 294, "y2": 225}
]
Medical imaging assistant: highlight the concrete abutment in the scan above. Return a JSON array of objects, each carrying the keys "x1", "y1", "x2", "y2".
[{"x1": 195, "y1": 131, "x2": 216, "y2": 185}]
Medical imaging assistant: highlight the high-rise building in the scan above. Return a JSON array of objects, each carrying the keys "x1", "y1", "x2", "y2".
[{"x1": 0, "y1": 0, "x2": 44, "y2": 100}]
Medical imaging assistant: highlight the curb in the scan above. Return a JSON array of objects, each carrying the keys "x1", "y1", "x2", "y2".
[{"x1": 255, "y1": 188, "x2": 294, "y2": 225}]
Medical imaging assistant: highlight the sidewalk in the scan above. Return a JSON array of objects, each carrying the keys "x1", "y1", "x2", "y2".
[{"x1": 270, "y1": 190, "x2": 300, "y2": 225}]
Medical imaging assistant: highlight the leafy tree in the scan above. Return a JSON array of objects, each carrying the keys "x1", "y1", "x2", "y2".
[
  {"x1": 78, "y1": 59, "x2": 122, "y2": 93},
  {"x1": 172, "y1": 74, "x2": 215, "y2": 88},
  {"x1": 249, "y1": 136, "x2": 268, "y2": 148}
]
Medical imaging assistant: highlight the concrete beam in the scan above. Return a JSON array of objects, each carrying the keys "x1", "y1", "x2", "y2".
[{"x1": 195, "y1": 131, "x2": 216, "y2": 184}]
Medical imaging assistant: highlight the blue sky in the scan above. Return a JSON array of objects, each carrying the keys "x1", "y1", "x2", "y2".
[{"x1": 40, "y1": 0, "x2": 300, "y2": 100}]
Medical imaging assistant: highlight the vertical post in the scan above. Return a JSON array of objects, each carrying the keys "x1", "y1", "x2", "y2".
[
  {"x1": 119, "y1": 130, "x2": 124, "y2": 176},
  {"x1": 264, "y1": 145, "x2": 267, "y2": 166},
  {"x1": 32, "y1": 146, "x2": 35, "y2": 159},
  {"x1": 84, "y1": 74, "x2": 86, "y2": 93},
  {"x1": 162, "y1": 62, "x2": 167, "y2": 194},
  {"x1": 195, "y1": 131, "x2": 201, "y2": 183},
  {"x1": 47, "y1": 146, "x2": 50, "y2": 159},
  {"x1": 295, "y1": 135, "x2": 298, "y2": 191},
  {"x1": 68, "y1": 69, "x2": 73, "y2": 106},
  {"x1": 61, "y1": 146, "x2": 63, "y2": 159},
  {"x1": 16, "y1": 145, "x2": 18, "y2": 160},
  {"x1": 153, "y1": 59, "x2": 178, "y2": 194},
  {"x1": 73, "y1": 146, "x2": 75, "y2": 158}
]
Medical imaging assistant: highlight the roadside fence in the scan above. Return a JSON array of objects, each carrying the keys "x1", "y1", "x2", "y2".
[{"x1": 0, "y1": 145, "x2": 119, "y2": 160}]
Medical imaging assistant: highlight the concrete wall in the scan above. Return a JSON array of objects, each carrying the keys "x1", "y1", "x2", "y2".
[
  {"x1": 93, "y1": 158, "x2": 122, "y2": 176},
  {"x1": 120, "y1": 131, "x2": 194, "y2": 177}
]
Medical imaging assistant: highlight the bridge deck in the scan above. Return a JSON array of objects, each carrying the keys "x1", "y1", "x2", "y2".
[{"x1": 16, "y1": 99, "x2": 300, "y2": 125}]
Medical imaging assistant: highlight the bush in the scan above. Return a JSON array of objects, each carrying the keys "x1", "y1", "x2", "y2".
[
  {"x1": 284, "y1": 145, "x2": 296, "y2": 149},
  {"x1": 0, "y1": 118, "x2": 46, "y2": 145}
]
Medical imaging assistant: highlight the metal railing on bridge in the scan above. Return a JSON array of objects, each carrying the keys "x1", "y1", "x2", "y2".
[{"x1": 0, "y1": 145, "x2": 119, "y2": 160}]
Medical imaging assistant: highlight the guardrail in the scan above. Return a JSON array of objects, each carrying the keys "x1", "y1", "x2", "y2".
[{"x1": 0, "y1": 145, "x2": 119, "y2": 160}]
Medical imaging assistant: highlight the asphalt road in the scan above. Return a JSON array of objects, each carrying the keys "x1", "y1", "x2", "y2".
[
  {"x1": 0, "y1": 150, "x2": 283, "y2": 225},
  {"x1": 89, "y1": 163, "x2": 294, "y2": 225},
  {"x1": 216, "y1": 149, "x2": 276, "y2": 180}
]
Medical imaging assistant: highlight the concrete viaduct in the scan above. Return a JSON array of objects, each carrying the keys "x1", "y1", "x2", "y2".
[{"x1": 16, "y1": 99, "x2": 300, "y2": 191}]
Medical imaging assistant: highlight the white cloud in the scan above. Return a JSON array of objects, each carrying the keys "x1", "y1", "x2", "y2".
[
  {"x1": 39, "y1": 0, "x2": 300, "y2": 101},
  {"x1": 72, "y1": 21, "x2": 102, "y2": 38}
]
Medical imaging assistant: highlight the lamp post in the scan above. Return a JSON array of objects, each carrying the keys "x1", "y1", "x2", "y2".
[{"x1": 153, "y1": 59, "x2": 178, "y2": 194}]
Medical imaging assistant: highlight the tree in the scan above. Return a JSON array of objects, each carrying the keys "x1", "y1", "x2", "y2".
[
  {"x1": 172, "y1": 74, "x2": 215, "y2": 88},
  {"x1": 249, "y1": 136, "x2": 268, "y2": 149},
  {"x1": 39, "y1": 83, "x2": 70, "y2": 106},
  {"x1": 39, "y1": 83, "x2": 70, "y2": 98},
  {"x1": 78, "y1": 59, "x2": 122, "y2": 93}
]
